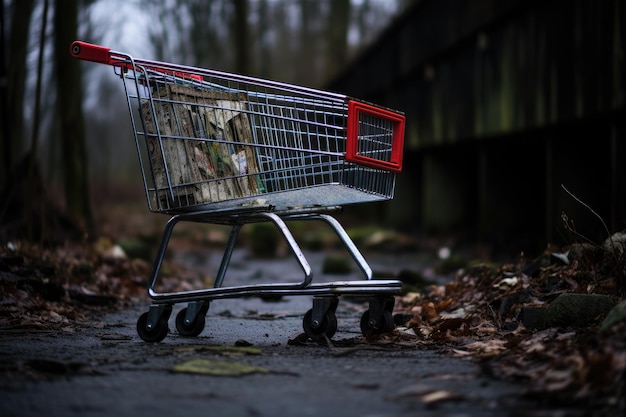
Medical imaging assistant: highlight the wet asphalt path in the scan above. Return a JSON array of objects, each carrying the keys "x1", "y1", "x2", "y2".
[{"x1": 0, "y1": 249, "x2": 550, "y2": 417}]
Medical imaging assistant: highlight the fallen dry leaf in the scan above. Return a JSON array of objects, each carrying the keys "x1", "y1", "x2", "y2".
[
  {"x1": 171, "y1": 359, "x2": 269, "y2": 376},
  {"x1": 420, "y1": 389, "x2": 464, "y2": 404}
]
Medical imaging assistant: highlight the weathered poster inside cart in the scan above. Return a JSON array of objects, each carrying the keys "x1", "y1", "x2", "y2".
[{"x1": 142, "y1": 84, "x2": 263, "y2": 208}]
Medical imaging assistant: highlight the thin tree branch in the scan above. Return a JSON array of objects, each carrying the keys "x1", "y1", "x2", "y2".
[{"x1": 561, "y1": 184, "x2": 616, "y2": 256}]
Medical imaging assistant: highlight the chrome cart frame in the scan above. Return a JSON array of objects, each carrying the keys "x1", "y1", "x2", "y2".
[{"x1": 71, "y1": 41, "x2": 405, "y2": 343}]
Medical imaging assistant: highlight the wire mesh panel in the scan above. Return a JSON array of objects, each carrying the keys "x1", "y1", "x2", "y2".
[
  {"x1": 247, "y1": 95, "x2": 345, "y2": 195},
  {"x1": 115, "y1": 58, "x2": 404, "y2": 214}
]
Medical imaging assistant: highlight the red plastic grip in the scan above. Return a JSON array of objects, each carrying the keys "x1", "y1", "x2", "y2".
[
  {"x1": 346, "y1": 100, "x2": 405, "y2": 172},
  {"x1": 70, "y1": 41, "x2": 114, "y2": 65}
]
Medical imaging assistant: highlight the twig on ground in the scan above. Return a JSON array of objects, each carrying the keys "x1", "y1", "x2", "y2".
[{"x1": 322, "y1": 334, "x2": 393, "y2": 357}]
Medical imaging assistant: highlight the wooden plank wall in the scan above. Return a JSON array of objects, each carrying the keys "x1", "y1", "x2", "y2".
[{"x1": 329, "y1": 0, "x2": 625, "y2": 254}]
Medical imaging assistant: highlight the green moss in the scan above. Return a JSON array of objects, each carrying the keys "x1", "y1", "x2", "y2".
[
  {"x1": 322, "y1": 254, "x2": 352, "y2": 275},
  {"x1": 248, "y1": 223, "x2": 280, "y2": 258}
]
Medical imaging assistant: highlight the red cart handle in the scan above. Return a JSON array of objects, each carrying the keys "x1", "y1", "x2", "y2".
[
  {"x1": 70, "y1": 40, "x2": 203, "y2": 81},
  {"x1": 70, "y1": 41, "x2": 119, "y2": 66}
]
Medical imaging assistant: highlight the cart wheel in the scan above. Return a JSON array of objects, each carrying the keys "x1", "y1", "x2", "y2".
[
  {"x1": 175, "y1": 307, "x2": 206, "y2": 337},
  {"x1": 136, "y1": 312, "x2": 169, "y2": 343},
  {"x1": 303, "y1": 309, "x2": 337, "y2": 342},
  {"x1": 360, "y1": 310, "x2": 395, "y2": 336}
]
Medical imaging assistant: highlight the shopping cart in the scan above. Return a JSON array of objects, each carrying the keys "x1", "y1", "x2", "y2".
[{"x1": 71, "y1": 41, "x2": 406, "y2": 343}]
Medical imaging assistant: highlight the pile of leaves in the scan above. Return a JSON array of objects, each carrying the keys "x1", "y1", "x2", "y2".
[
  {"x1": 0, "y1": 238, "x2": 205, "y2": 330},
  {"x1": 0, "y1": 240, "x2": 143, "y2": 329},
  {"x1": 396, "y1": 240, "x2": 626, "y2": 414},
  {"x1": 0, "y1": 183, "x2": 213, "y2": 331}
]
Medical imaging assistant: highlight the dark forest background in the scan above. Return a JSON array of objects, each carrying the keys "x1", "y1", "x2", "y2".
[{"x1": 1, "y1": 0, "x2": 412, "y2": 241}]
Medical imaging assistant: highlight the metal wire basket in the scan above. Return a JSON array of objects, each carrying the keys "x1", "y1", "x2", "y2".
[{"x1": 71, "y1": 41, "x2": 406, "y2": 343}]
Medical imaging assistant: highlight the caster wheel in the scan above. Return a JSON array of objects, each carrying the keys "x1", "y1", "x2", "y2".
[
  {"x1": 137, "y1": 311, "x2": 169, "y2": 343},
  {"x1": 175, "y1": 307, "x2": 206, "y2": 337},
  {"x1": 360, "y1": 309, "x2": 395, "y2": 336},
  {"x1": 303, "y1": 309, "x2": 338, "y2": 342}
]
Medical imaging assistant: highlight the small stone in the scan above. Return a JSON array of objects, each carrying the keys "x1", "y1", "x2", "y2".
[
  {"x1": 602, "y1": 232, "x2": 626, "y2": 257},
  {"x1": 599, "y1": 300, "x2": 626, "y2": 334},
  {"x1": 518, "y1": 307, "x2": 546, "y2": 330},
  {"x1": 544, "y1": 293, "x2": 617, "y2": 329},
  {"x1": 235, "y1": 339, "x2": 253, "y2": 347}
]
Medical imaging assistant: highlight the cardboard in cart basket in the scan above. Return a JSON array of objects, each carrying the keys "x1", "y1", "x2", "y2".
[{"x1": 141, "y1": 84, "x2": 263, "y2": 209}]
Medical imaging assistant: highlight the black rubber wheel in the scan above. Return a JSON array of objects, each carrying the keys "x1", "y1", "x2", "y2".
[
  {"x1": 360, "y1": 310, "x2": 395, "y2": 336},
  {"x1": 136, "y1": 311, "x2": 169, "y2": 343},
  {"x1": 302, "y1": 309, "x2": 338, "y2": 342},
  {"x1": 175, "y1": 307, "x2": 206, "y2": 337}
]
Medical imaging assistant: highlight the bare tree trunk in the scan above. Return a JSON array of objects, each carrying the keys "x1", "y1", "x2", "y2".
[
  {"x1": 54, "y1": 0, "x2": 93, "y2": 236},
  {"x1": 25, "y1": 0, "x2": 49, "y2": 241},
  {"x1": 232, "y1": 0, "x2": 250, "y2": 75},
  {"x1": 256, "y1": 0, "x2": 271, "y2": 79},
  {"x1": 297, "y1": 0, "x2": 323, "y2": 87},
  {"x1": 270, "y1": 2, "x2": 293, "y2": 82},
  {"x1": 0, "y1": 1, "x2": 7, "y2": 188},
  {"x1": 1, "y1": 0, "x2": 34, "y2": 188},
  {"x1": 325, "y1": 0, "x2": 350, "y2": 83}
]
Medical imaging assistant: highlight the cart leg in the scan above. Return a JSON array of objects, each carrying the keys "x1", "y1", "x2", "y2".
[
  {"x1": 183, "y1": 300, "x2": 210, "y2": 325},
  {"x1": 137, "y1": 304, "x2": 172, "y2": 343},
  {"x1": 143, "y1": 210, "x2": 319, "y2": 304},
  {"x1": 303, "y1": 296, "x2": 339, "y2": 341},
  {"x1": 360, "y1": 296, "x2": 395, "y2": 336},
  {"x1": 146, "y1": 304, "x2": 173, "y2": 329},
  {"x1": 310, "y1": 296, "x2": 339, "y2": 329},
  {"x1": 146, "y1": 213, "x2": 244, "y2": 297},
  {"x1": 147, "y1": 214, "x2": 183, "y2": 298},
  {"x1": 214, "y1": 224, "x2": 242, "y2": 288},
  {"x1": 175, "y1": 300, "x2": 209, "y2": 337},
  {"x1": 310, "y1": 213, "x2": 373, "y2": 280},
  {"x1": 217, "y1": 214, "x2": 313, "y2": 288},
  {"x1": 257, "y1": 212, "x2": 313, "y2": 286}
]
